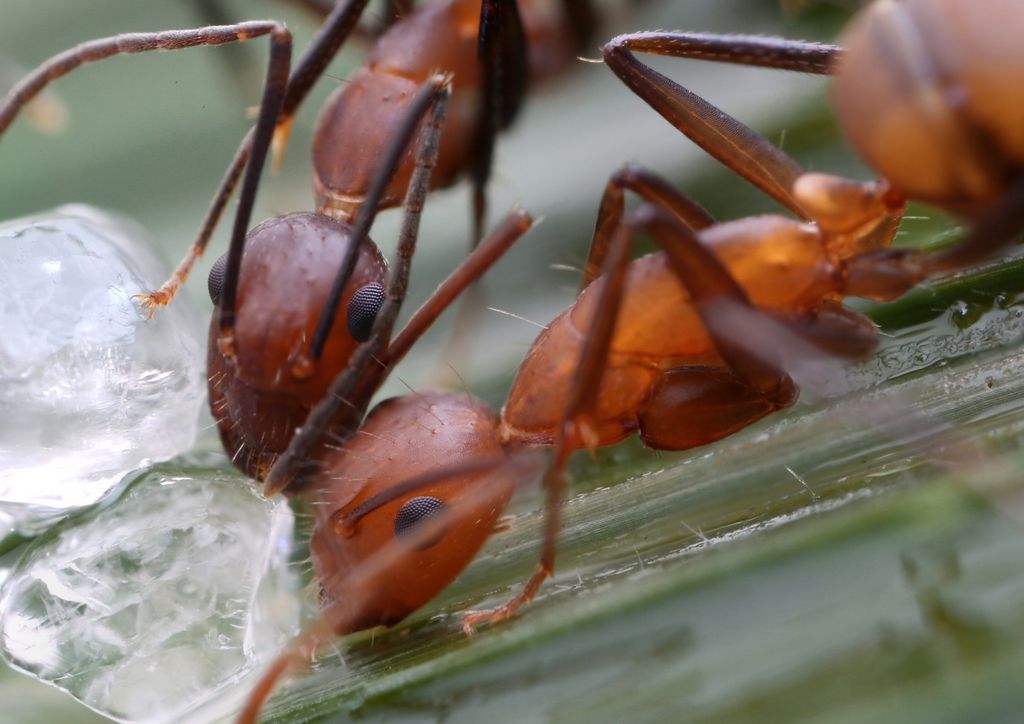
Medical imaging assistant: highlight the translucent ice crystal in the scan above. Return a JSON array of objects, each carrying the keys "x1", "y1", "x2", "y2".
[
  {"x1": 0, "y1": 205, "x2": 204, "y2": 534},
  {"x1": 0, "y1": 466, "x2": 299, "y2": 722}
]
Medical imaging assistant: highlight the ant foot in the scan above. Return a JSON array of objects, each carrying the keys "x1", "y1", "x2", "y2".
[
  {"x1": 460, "y1": 605, "x2": 514, "y2": 636},
  {"x1": 132, "y1": 290, "x2": 170, "y2": 320}
]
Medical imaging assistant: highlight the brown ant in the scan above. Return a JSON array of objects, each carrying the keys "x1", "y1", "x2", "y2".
[
  {"x1": 0, "y1": 8, "x2": 542, "y2": 718},
  {"x1": 199, "y1": 0, "x2": 592, "y2": 486},
  {"x1": 0, "y1": 1, "x2": 599, "y2": 487},
  {"x1": 237, "y1": 0, "x2": 1024, "y2": 716},
  {"x1": 139, "y1": 0, "x2": 598, "y2": 312}
]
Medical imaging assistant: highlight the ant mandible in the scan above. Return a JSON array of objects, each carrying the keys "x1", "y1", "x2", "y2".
[{"x1": 240, "y1": 0, "x2": 1024, "y2": 715}]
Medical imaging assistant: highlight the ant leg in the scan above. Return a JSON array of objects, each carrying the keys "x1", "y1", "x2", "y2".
[
  {"x1": 470, "y1": 0, "x2": 528, "y2": 245},
  {"x1": 463, "y1": 206, "x2": 652, "y2": 632},
  {"x1": 386, "y1": 209, "x2": 535, "y2": 368},
  {"x1": 276, "y1": 0, "x2": 375, "y2": 157},
  {"x1": 0, "y1": 58, "x2": 66, "y2": 134},
  {"x1": 147, "y1": 0, "x2": 376, "y2": 310},
  {"x1": 583, "y1": 162, "x2": 715, "y2": 288},
  {"x1": 0, "y1": 22, "x2": 289, "y2": 138},
  {"x1": 0, "y1": 24, "x2": 294, "y2": 318},
  {"x1": 329, "y1": 454, "x2": 535, "y2": 536},
  {"x1": 644, "y1": 203, "x2": 886, "y2": 392},
  {"x1": 212, "y1": 32, "x2": 292, "y2": 349},
  {"x1": 602, "y1": 31, "x2": 839, "y2": 216},
  {"x1": 188, "y1": 0, "x2": 262, "y2": 88},
  {"x1": 633, "y1": 301, "x2": 875, "y2": 450},
  {"x1": 845, "y1": 174, "x2": 1024, "y2": 301},
  {"x1": 238, "y1": 618, "x2": 330, "y2": 724},
  {"x1": 432, "y1": 0, "x2": 528, "y2": 384}
]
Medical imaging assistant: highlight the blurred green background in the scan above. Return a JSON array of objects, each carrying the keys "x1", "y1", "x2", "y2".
[{"x1": 2, "y1": 1, "x2": 1024, "y2": 722}]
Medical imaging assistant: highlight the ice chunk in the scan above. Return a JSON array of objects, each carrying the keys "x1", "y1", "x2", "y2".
[
  {"x1": 0, "y1": 466, "x2": 300, "y2": 722},
  {"x1": 0, "y1": 206, "x2": 204, "y2": 534}
]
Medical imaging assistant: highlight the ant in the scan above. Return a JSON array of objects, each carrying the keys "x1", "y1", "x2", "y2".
[
  {"x1": 236, "y1": 192, "x2": 834, "y2": 721},
  {"x1": 0, "y1": 1, "x2": 600, "y2": 487},
  {"x1": 238, "y1": 0, "x2": 1024, "y2": 716},
  {"x1": 488, "y1": 0, "x2": 1024, "y2": 629},
  {"x1": 139, "y1": 0, "x2": 599, "y2": 312},
  {"x1": 197, "y1": 0, "x2": 594, "y2": 485}
]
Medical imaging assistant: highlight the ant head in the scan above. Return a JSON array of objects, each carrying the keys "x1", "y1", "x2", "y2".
[
  {"x1": 208, "y1": 212, "x2": 387, "y2": 480},
  {"x1": 832, "y1": 0, "x2": 1023, "y2": 217},
  {"x1": 309, "y1": 393, "x2": 515, "y2": 633}
]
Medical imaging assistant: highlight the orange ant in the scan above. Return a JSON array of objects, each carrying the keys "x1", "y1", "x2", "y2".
[
  {"x1": 488, "y1": 0, "x2": 1024, "y2": 627},
  {"x1": 237, "y1": 193, "x2": 838, "y2": 720},
  {"x1": 239, "y1": 0, "x2": 1024, "y2": 715}
]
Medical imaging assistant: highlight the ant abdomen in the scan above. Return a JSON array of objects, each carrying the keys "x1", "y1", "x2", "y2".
[
  {"x1": 833, "y1": 0, "x2": 1023, "y2": 215},
  {"x1": 312, "y1": 2, "x2": 482, "y2": 219},
  {"x1": 208, "y1": 212, "x2": 387, "y2": 480},
  {"x1": 312, "y1": 66, "x2": 476, "y2": 219}
]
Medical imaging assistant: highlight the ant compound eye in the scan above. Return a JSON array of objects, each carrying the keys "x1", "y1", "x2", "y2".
[
  {"x1": 207, "y1": 252, "x2": 228, "y2": 305},
  {"x1": 394, "y1": 496, "x2": 447, "y2": 548},
  {"x1": 347, "y1": 282, "x2": 385, "y2": 342}
]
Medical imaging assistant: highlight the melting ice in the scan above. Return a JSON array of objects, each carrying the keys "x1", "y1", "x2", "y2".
[
  {"x1": 0, "y1": 206, "x2": 204, "y2": 534},
  {"x1": 0, "y1": 466, "x2": 300, "y2": 722}
]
